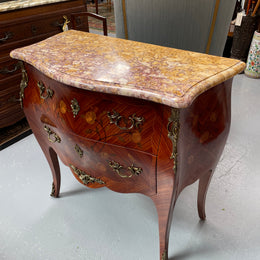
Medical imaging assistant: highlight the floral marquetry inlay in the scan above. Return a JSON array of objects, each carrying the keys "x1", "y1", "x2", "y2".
[
  {"x1": 85, "y1": 111, "x2": 96, "y2": 124},
  {"x1": 60, "y1": 100, "x2": 67, "y2": 114}
]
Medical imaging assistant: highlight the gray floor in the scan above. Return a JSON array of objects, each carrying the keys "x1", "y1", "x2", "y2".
[{"x1": 1, "y1": 74, "x2": 260, "y2": 260}]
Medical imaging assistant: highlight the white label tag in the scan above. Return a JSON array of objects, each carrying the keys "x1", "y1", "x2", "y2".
[
  {"x1": 235, "y1": 12, "x2": 243, "y2": 26},
  {"x1": 230, "y1": 24, "x2": 235, "y2": 33},
  {"x1": 63, "y1": 24, "x2": 69, "y2": 32}
]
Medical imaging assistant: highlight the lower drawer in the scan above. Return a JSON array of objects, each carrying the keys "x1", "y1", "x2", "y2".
[
  {"x1": 0, "y1": 76, "x2": 24, "y2": 128},
  {"x1": 42, "y1": 125, "x2": 157, "y2": 196}
]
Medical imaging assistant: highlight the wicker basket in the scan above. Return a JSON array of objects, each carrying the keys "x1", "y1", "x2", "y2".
[{"x1": 231, "y1": 15, "x2": 257, "y2": 62}]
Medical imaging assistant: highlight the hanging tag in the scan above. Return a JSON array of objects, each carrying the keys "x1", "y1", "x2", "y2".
[
  {"x1": 235, "y1": 12, "x2": 243, "y2": 26},
  {"x1": 62, "y1": 16, "x2": 70, "y2": 32}
]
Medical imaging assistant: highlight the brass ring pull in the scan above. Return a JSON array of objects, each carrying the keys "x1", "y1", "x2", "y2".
[
  {"x1": 109, "y1": 160, "x2": 143, "y2": 178},
  {"x1": 44, "y1": 125, "x2": 61, "y2": 143},
  {"x1": 37, "y1": 81, "x2": 54, "y2": 100},
  {"x1": 0, "y1": 32, "x2": 13, "y2": 43},
  {"x1": 107, "y1": 110, "x2": 144, "y2": 130}
]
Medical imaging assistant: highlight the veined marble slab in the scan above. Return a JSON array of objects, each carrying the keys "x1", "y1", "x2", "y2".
[
  {"x1": 0, "y1": 0, "x2": 70, "y2": 12},
  {"x1": 10, "y1": 30, "x2": 245, "y2": 108}
]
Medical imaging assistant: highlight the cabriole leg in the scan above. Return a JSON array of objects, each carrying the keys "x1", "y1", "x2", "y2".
[
  {"x1": 197, "y1": 170, "x2": 214, "y2": 220},
  {"x1": 152, "y1": 190, "x2": 177, "y2": 260},
  {"x1": 40, "y1": 145, "x2": 61, "y2": 198}
]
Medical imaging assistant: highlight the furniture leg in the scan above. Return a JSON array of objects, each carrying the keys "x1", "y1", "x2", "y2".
[
  {"x1": 26, "y1": 114, "x2": 61, "y2": 198},
  {"x1": 197, "y1": 170, "x2": 214, "y2": 220},
  {"x1": 40, "y1": 144, "x2": 61, "y2": 198},
  {"x1": 152, "y1": 188, "x2": 178, "y2": 260},
  {"x1": 95, "y1": 0, "x2": 98, "y2": 14}
]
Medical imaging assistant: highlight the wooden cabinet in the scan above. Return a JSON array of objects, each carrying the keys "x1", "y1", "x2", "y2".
[
  {"x1": 24, "y1": 65, "x2": 160, "y2": 195},
  {"x1": 0, "y1": 0, "x2": 86, "y2": 129},
  {"x1": 11, "y1": 30, "x2": 245, "y2": 260}
]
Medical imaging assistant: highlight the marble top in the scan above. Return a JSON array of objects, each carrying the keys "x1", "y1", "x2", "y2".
[
  {"x1": 0, "y1": 0, "x2": 70, "y2": 12},
  {"x1": 10, "y1": 30, "x2": 245, "y2": 108}
]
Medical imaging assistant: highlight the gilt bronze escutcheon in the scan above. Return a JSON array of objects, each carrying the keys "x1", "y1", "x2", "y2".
[{"x1": 71, "y1": 98, "x2": 80, "y2": 118}]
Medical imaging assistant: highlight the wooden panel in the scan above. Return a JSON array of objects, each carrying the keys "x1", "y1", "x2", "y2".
[
  {"x1": 50, "y1": 129, "x2": 157, "y2": 195},
  {"x1": 0, "y1": 9, "x2": 85, "y2": 54},
  {"x1": 0, "y1": 75, "x2": 24, "y2": 128},
  {"x1": 25, "y1": 65, "x2": 164, "y2": 155},
  {"x1": 0, "y1": 0, "x2": 86, "y2": 21},
  {"x1": 23, "y1": 64, "x2": 158, "y2": 196},
  {"x1": 177, "y1": 79, "x2": 233, "y2": 194},
  {"x1": 0, "y1": 0, "x2": 86, "y2": 128}
]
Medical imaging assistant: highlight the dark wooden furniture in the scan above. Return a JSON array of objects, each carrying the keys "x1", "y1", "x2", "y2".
[
  {"x1": 71, "y1": 11, "x2": 108, "y2": 35},
  {"x1": 11, "y1": 30, "x2": 245, "y2": 260},
  {"x1": 0, "y1": 0, "x2": 86, "y2": 139},
  {"x1": 90, "y1": 0, "x2": 112, "y2": 14}
]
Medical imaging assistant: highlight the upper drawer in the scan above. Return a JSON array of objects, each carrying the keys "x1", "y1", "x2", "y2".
[
  {"x1": 0, "y1": 15, "x2": 65, "y2": 47},
  {"x1": 24, "y1": 65, "x2": 164, "y2": 156}
]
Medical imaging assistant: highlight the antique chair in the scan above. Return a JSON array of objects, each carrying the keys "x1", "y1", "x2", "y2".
[
  {"x1": 70, "y1": 11, "x2": 108, "y2": 36},
  {"x1": 87, "y1": 0, "x2": 112, "y2": 14}
]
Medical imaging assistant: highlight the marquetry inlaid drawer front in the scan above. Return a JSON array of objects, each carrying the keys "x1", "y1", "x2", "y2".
[
  {"x1": 41, "y1": 128, "x2": 156, "y2": 195},
  {"x1": 24, "y1": 66, "x2": 163, "y2": 156}
]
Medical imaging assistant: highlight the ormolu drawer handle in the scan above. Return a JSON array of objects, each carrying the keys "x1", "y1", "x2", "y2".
[
  {"x1": 37, "y1": 81, "x2": 54, "y2": 100},
  {"x1": 0, "y1": 32, "x2": 13, "y2": 43},
  {"x1": 53, "y1": 21, "x2": 63, "y2": 28},
  {"x1": 109, "y1": 160, "x2": 143, "y2": 178},
  {"x1": 107, "y1": 110, "x2": 144, "y2": 130},
  {"x1": 0, "y1": 62, "x2": 20, "y2": 74},
  {"x1": 43, "y1": 125, "x2": 61, "y2": 143},
  {"x1": 70, "y1": 164, "x2": 105, "y2": 185},
  {"x1": 8, "y1": 96, "x2": 21, "y2": 103}
]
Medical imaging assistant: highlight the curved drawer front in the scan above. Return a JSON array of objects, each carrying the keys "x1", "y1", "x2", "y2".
[
  {"x1": 24, "y1": 65, "x2": 163, "y2": 155},
  {"x1": 40, "y1": 126, "x2": 156, "y2": 195}
]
